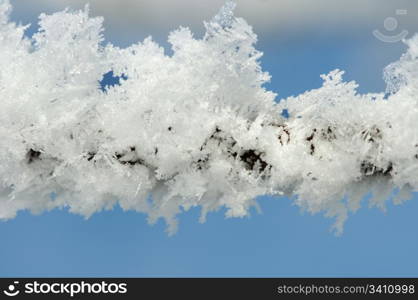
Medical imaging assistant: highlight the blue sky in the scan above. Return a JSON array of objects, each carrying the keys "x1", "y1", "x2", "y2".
[{"x1": 1, "y1": 0, "x2": 418, "y2": 277}]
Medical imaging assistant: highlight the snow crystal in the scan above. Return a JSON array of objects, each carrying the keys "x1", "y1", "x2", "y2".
[{"x1": 0, "y1": 0, "x2": 417, "y2": 234}]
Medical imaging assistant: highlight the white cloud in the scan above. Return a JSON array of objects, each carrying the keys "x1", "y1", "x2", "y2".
[{"x1": 11, "y1": 0, "x2": 418, "y2": 42}]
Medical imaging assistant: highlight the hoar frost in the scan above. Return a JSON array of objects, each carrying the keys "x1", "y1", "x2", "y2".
[{"x1": 0, "y1": 0, "x2": 417, "y2": 234}]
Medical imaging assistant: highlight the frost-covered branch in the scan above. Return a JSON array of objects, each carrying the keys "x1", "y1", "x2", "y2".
[{"x1": 0, "y1": 0, "x2": 417, "y2": 234}]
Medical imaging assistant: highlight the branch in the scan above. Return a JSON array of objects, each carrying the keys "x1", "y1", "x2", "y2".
[{"x1": 0, "y1": 0, "x2": 417, "y2": 234}]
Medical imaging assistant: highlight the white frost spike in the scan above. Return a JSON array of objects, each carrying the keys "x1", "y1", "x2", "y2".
[
  {"x1": 0, "y1": 0, "x2": 418, "y2": 235},
  {"x1": 211, "y1": 0, "x2": 237, "y2": 28},
  {"x1": 384, "y1": 35, "x2": 418, "y2": 94}
]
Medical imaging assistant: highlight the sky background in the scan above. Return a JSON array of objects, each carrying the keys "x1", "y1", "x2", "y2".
[{"x1": 1, "y1": 0, "x2": 418, "y2": 277}]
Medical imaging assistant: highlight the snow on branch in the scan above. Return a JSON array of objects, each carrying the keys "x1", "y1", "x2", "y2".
[{"x1": 0, "y1": 0, "x2": 417, "y2": 234}]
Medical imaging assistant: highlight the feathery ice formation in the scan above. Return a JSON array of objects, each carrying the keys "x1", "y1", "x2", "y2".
[{"x1": 0, "y1": 0, "x2": 417, "y2": 234}]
